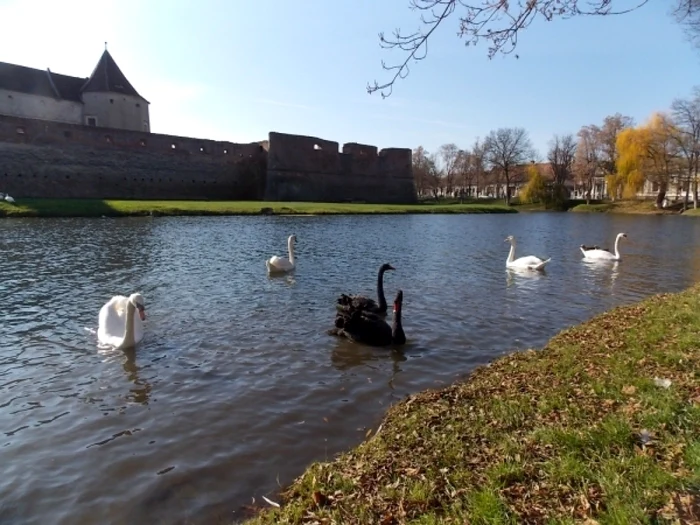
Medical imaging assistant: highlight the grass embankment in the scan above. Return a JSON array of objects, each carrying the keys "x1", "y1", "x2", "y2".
[
  {"x1": 570, "y1": 200, "x2": 699, "y2": 216},
  {"x1": 0, "y1": 199, "x2": 515, "y2": 218},
  {"x1": 246, "y1": 285, "x2": 700, "y2": 524}
]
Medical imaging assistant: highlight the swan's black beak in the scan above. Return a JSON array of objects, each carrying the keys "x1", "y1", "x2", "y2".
[
  {"x1": 387, "y1": 265, "x2": 395, "y2": 271},
  {"x1": 137, "y1": 304, "x2": 146, "y2": 321}
]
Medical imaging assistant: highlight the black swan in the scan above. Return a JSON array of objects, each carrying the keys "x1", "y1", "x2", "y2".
[
  {"x1": 329, "y1": 289, "x2": 406, "y2": 347},
  {"x1": 336, "y1": 263, "x2": 395, "y2": 315}
]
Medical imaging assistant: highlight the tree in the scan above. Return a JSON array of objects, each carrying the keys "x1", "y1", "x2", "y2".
[
  {"x1": 367, "y1": 1, "x2": 698, "y2": 97},
  {"x1": 470, "y1": 137, "x2": 486, "y2": 197},
  {"x1": 670, "y1": 86, "x2": 700, "y2": 208},
  {"x1": 519, "y1": 163, "x2": 548, "y2": 204},
  {"x1": 483, "y1": 127, "x2": 536, "y2": 205},
  {"x1": 412, "y1": 146, "x2": 432, "y2": 197},
  {"x1": 615, "y1": 113, "x2": 679, "y2": 207},
  {"x1": 455, "y1": 149, "x2": 472, "y2": 202},
  {"x1": 597, "y1": 114, "x2": 634, "y2": 187},
  {"x1": 573, "y1": 125, "x2": 601, "y2": 204},
  {"x1": 547, "y1": 133, "x2": 576, "y2": 188},
  {"x1": 438, "y1": 143, "x2": 460, "y2": 196}
]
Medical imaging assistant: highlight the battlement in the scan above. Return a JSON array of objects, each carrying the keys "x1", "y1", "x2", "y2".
[
  {"x1": 0, "y1": 114, "x2": 264, "y2": 159},
  {"x1": 0, "y1": 118, "x2": 416, "y2": 204}
]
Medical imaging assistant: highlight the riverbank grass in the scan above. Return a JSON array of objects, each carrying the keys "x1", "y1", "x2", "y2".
[
  {"x1": 570, "y1": 200, "x2": 699, "y2": 215},
  {"x1": 246, "y1": 284, "x2": 700, "y2": 524},
  {"x1": 0, "y1": 199, "x2": 516, "y2": 217}
]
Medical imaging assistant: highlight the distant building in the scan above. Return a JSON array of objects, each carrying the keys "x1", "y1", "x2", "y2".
[{"x1": 0, "y1": 49, "x2": 149, "y2": 132}]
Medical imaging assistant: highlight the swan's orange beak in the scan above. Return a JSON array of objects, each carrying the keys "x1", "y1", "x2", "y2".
[{"x1": 137, "y1": 305, "x2": 146, "y2": 321}]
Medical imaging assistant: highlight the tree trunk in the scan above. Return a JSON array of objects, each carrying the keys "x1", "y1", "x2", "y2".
[
  {"x1": 694, "y1": 162, "x2": 699, "y2": 209},
  {"x1": 656, "y1": 186, "x2": 667, "y2": 209}
]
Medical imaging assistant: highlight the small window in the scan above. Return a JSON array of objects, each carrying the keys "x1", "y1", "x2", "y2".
[
  {"x1": 223, "y1": 149, "x2": 228, "y2": 154},
  {"x1": 86, "y1": 116, "x2": 97, "y2": 127},
  {"x1": 136, "y1": 103, "x2": 141, "y2": 108},
  {"x1": 171, "y1": 143, "x2": 177, "y2": 149},
  {"x1": 110, "y1": 99, "x2": 114, "y2": 104},
  {"x1": 16, "y1": 127, "x2": 25, "y2": 135},
  {"x1": 199, "y1": 146, "x2": 206, "y2": 153}
]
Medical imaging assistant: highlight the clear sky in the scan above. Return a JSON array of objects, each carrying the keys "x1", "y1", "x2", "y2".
[{"x1": 1, "y1": 0, "x2": 697, "y2": 160}]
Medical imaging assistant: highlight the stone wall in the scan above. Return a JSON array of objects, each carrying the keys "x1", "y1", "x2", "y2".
[
  {"x1": 264, "y1": 132, "x2": 416, "y2": 203},
  {"x1": 0, "y1": 117, "x2": 416, "y2": 203},
  {"x1": 0, "y1": 115, "x2": 267, "y2": 200}
]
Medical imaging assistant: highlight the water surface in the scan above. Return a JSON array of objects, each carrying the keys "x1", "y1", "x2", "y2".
[{"x1": 1, "y1": 212, "x2": 699, "y2": 524}]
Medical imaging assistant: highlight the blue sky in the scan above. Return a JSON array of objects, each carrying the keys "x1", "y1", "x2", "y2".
[{"x1": 1, "y1": 0, "x2": 697, "y2": 160}]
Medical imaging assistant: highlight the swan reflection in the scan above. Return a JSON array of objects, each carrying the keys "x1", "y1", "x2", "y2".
[
  {"x1": 122, "y1": 347, "x2": 152, "y2": 405},
  {"x1": 505, "y1": 267, "x2": 547, "y2": 288},
  {"x1": 582, "y1": 258, "x2": 620, "y2": 288},
  {"x1": 330, "y1": 339, "x2": 407, "y2": 373},
  {"x1": 266, "y1": 273, "x2": 297, "y2": 286}
]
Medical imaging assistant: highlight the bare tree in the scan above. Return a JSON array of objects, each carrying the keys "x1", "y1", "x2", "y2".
[
  {"x1": 597, "y1": 113, "x2": 634, "y2": 180},
  {"x1": 367, "y1": 1, "x2": 697, "y2": 97},
  {"x1": 438, "y1": 143, "x2": 460, "y2": 196},
  {"x1": 484, "y1": 127, "x2": 535, "y2": 205},
  {"x1": 471, "y1": 137, "x2": 486, "y2": 197},
  {"x1": 574, "y1": 125, "x2": 601, "y2": 204},
  {"x1": 547, "y1": 133, "x2": 577, "y2": 188},
  {"x1": 412, "y1": 146, "x2": 433, "y2": 197},
  {"x1": 670, "y1": 85, "x2": 700, "y2": 208}
]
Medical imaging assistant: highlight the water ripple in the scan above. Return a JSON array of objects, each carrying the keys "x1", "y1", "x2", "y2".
[{"x1": 1, "y1": 212, "x2": 699, "y2": 524}]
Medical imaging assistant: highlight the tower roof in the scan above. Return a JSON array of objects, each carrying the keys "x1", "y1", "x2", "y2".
[{"x1": 81, "y1": 50, "x2": 147, "y2": 101}]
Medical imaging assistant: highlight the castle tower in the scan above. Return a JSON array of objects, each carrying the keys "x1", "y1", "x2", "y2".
[{"x1": 80, "y1": 49, "x2": 150, "y2": 132}]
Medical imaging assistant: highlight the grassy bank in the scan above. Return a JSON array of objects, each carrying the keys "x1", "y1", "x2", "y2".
[
  {"x1": 0, "y1": 199, "x2": 516, "y2": 218},
  {"x1": 570, "y1": 200, "x2": 699, "y2": 215},
  {"x1": 246, "y1": 284, "x2": 700, "y2": 524}
]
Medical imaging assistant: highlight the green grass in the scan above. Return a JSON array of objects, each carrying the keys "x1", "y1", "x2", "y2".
[
  {"x1": 682, "y1": 207, "x2": 700, "y2": 216},
  {"x1": 0, "y1": 198, "x2": 516, "y2": 218},
  {"x1": 245, "y1": 284, "x2": 700, "y2": 524},
  {"x1": 570, "y1": 200, "x2": 700, "y2": 216}
]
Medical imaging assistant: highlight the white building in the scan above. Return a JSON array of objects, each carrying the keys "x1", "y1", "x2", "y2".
[{"x1": 0, "y1": 50, "x2": 150, "y2": 132}]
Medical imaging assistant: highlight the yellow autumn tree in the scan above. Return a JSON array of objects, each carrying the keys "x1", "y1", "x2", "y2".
[
  {"x1": 613, "y1": 126, "x2": 649, "y2": 199},
  {"x1": 519, "y1": 164, "x2": 548, "y2": 204},
  {"x1": 615, "y1": 112, "x2": 678, "y2": 205}
]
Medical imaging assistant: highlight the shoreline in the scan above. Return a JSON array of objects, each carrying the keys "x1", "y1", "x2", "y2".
[
  {"x1": 244, "y1": 283, "x2": 700, "y2": 524},
  {"x1": 0, "y1": 199, "x2": 516, "y2": 218}
]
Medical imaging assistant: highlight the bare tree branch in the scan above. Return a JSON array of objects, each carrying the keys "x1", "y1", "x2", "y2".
[{"x1": 367, "y1": 0, "x2": 680, "y2": 97}]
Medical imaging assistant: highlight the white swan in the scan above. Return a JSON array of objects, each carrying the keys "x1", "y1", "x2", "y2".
[
  {"x1": 266, "y1": 234, "x2": 296, "y2": 274},
  {"x1": 1, "y1": 193, "x2": 14, "y2": 203},
  {"x1": 580, "y1": 232, "x2": 627, "y2": 261},
  {"x1": 97, "y1": 293, "x2": 146, "y2": 350},
  {"x1": 504, "y1": 235, "x2": 551, "y2": 271}
]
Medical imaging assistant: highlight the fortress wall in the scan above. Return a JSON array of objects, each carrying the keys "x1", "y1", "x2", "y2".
[
  {"x1": 0, "y1": 114, "x2": 267, "y2": 200},
  {"x1": 264, "y1": 131, "x2": 416, "y2": 204},
  {"x1": 0, "y1": 118, "x2": 416, "y2": 204}
]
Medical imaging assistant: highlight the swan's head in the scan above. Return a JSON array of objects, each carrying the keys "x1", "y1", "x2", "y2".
[
  {"x1": 380, "y1": 263, "x2": 395, "y2": 272},
  {"x1": 392, "y1": 289, "x2": 403, "y2": 314},
  {"x1": 618, "y1": 233, "x2": 628, "y2": 239},
  {"x1": 288, "y1": 234, "x2": 297, "y2": 243},
  {"x1": 504, "y1": 235, "x2": 515, "y2": 243},
  {"x1": 128, "y1": 293, "x2": 146, "y2": 321}
]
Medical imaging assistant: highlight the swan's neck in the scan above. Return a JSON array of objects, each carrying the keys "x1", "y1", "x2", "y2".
[
  {"x1": 121, "y1": 301, "x2": 136, "y2": 349},
  {"x1": 507, "y1": 242, "x2": 516, "y2": 263},
  {"x1": 287, "y1": 238, "x2": 295, "y2": 264},
  {"x1": 613, "y1": 235, "x2": 622, "y2": 259},
  {"x1": 377, "y1": 268, "x2": 388, "y2": 311},
  {"x1": 392, "y1": 305, "x2": 405, "y2": 344}
]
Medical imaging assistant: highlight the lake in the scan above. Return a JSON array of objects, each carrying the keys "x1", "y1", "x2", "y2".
[{"x1": 1, "y1": 212, "x2": 700, "y2": 524}]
